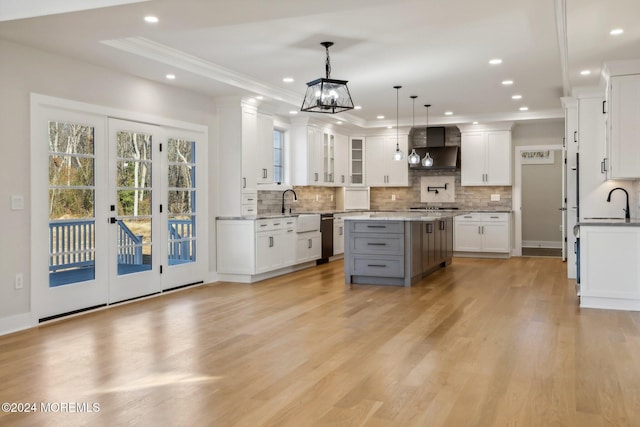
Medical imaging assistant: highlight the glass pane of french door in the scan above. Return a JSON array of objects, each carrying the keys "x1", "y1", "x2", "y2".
[
  {"x1": 167, "y1": 138, "x2": 196, "y2": 265},
  {"x1": 115, "y1": 131, "x2": 153, "y2": 276},
  {"x1": 48, "y1": 121, "x2": 96, "y2": 287}
]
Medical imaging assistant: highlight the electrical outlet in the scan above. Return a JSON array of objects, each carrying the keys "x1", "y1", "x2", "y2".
[
  {"x1": 491, "y1": 194, "x2": 500, "y2": 201},
  {"x1": 15, "y1": 273, "x2": 23, "y2": 289},
  {"x1": 315, "y1": 194, "x2": 319, "y2": 202},
  {"x1": 330, "y1": 194, "x2": 334, "y2": 202},
  {"x1": 391, "y1": 194, "x2": 396, "y2": 201}
]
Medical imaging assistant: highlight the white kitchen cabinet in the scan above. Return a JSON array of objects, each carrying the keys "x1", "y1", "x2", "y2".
[
  {"x1": 349, "y1": 137, "x2": 365, "y2": 186},
  {"x1": 241, "y1": 190, "x2": 258, "y2": 216},
  {"x1": 580, "y1": 225, "x2": 640, "y2": 311},
  {"x1": 454, "y1": 213, "x2": 510, "y2": 255},
  {"x1": 217, "y1": 217, "x2": 296, "y2": 277},
  {"x1": 256, "y1": 230, "x2": 284, "y2": 273},
  {"x1": 460, "y1": 128, "x2": 512, "y2": 186},
  {"x1": 216, "y1": 220, "x2": 255, "y2": 274},
  {"x1": 296, "y1": 233, "x2": 321, "y2": 263},
  {"x1": 334, "y1": 134, "x2": 349, "y2": 186},
  {"x1": 365, "y1": 135, "x2": 409, "y2": 187},
  {"x1": 217, "y1": 99, "x2": 260, "y2": 217},
  {"x1": 256, "y1": 113, "x2": 274, "y2": 184},
  {"x1": 290, "y1": 120, "x2": 350, "y2": 186},
  {"x1": 255, "y1": 217, "x2": 297, "y2": 273},
  {"x1": 605, "y1": 73, "x2": 640, "y2": 179}
]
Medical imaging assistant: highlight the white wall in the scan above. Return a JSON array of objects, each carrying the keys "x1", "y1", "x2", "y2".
[{"x1": 0, "y1": 39, "x2": 218, "y2": 328}]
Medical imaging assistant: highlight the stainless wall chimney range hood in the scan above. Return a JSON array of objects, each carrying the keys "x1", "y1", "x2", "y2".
[{"x1": 408, "y1": 127, "x2": 459, "y2": 169}]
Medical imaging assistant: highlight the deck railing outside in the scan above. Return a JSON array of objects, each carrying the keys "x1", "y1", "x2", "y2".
[
  {"x1": 49, "y1": 219, "x2": 95, "y2": 272},
  {"x1": 168, "y1": 218, "x2": 195, "y2": 263},
  {"x1": 49, "y1": 218, "x2": 193, "y2": 271}
]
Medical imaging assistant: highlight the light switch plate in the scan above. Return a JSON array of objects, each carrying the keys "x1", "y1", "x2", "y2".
[
  {"x1": 11, "y1": 195, "x2": 24, "y2": 210},
  {"x1": 491, "y1": 194, "x2": 500, "y2": 202}
]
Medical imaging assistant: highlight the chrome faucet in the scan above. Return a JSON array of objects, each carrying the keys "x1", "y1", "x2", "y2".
[
  {"x1": 282, "y1": 189, "x2": 297, "y2": 214},
  {"x1": 606, "y1": 187, "x2": 630, "y2": 221}
]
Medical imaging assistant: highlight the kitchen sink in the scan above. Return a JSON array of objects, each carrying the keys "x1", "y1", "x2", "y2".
[{"x1": 296, "y1": 214, "x2": 320, "y2": 232}]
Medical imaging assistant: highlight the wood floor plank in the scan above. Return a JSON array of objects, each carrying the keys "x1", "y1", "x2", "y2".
[{"x1": 2, "y1": 257, "x2": 640, "y2": 426}]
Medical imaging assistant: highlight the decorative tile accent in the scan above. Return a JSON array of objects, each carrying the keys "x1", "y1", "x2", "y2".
[{"x1": 421, "y1": 176, "x2": 455, "y2": 203}]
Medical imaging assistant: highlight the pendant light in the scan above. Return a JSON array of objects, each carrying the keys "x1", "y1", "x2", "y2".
[
  {"x1": 392, "y1": 85, "x2": 404, "y2": 161},
  {"x1": 407, "y1": 95, "x2": 421, "y2": 165},
  {"x1": 300, "y1": 42, "x2": 355, "y2": 114},
  {"x1": 422, "y1": 104, "x2": 434, "y2": 167}
]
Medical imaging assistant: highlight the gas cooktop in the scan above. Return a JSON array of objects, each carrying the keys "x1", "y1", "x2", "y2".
[{"x1": 410, "y1": 207, "x2": 459, "y2": 211}]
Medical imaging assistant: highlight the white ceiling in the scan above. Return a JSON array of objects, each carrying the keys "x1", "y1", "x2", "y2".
[{"x1": 1, "y1": 0, "x2": 638, "y2": 129}]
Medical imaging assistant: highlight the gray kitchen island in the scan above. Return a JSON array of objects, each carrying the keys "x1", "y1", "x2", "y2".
[{"x1": 344, "y1": 212, "x2": 457, "y2": 286}]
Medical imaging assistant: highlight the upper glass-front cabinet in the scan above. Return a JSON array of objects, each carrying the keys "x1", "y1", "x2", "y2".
[
  {"x1": 323, "y1": 133, "x2": 335, "y2": 183},
  {"x1": 349, "y1": 138, "x2": 364, "y2": 185}
]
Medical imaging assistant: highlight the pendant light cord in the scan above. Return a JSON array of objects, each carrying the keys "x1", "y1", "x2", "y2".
[
  {"x1": 325, "y1": 45, "x2": 331, "y2": 79},
  {"x1": 395, "y1": 86, "x2": 401, "y2": 150}
]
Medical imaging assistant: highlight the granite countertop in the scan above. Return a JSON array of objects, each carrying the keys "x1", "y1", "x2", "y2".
[
  {"x1": 217, "y1": 209, "x2": 512, "y2": 221},
  {"x1": 342, "y1": 212, "x2": 459, "y2": 221},
  {"x1": 578, "y1": 218, "x2": 640, "y2": 226}
]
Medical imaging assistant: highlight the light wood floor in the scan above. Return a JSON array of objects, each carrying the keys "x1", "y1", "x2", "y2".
[{"x1": 1, "y1": 257, "x2": 640, "y2": 427}]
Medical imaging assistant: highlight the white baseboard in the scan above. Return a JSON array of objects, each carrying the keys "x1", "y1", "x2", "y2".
[
  {"x1": 522, "y1": 240, "x2": 562, "y2": 249},
  {"x1": 0, "y1": 312, "x2": 35, "y2": 336}
]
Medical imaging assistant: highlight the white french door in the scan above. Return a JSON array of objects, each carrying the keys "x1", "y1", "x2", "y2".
[
  {"x1": 107, "y1": 119, "x2": 162, "y2": 303},
  {"x1": 32, "y1": 95, "x2": 208, "y2": 321},
  {"x1": 35, "y1": 108, "x2": 109, "y2": 320}
]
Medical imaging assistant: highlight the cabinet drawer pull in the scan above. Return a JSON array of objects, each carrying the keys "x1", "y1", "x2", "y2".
[
  {"x1": 367, "y1": 225, "x2": 386, "y2": 229},
  {"x1": 464, "y1": 215, "x2": 473, "y2": 218},
  {"x1": 260, "y1": 224, "x2": 267, "y2": 227},
  {"x1": 367, "y1": 242, "x2": 387, "y2": 246},
  {"x1": 273, "y1": 222, "x2": 281, "y2": 226},
  {"x1": 367, "y1": 264, "x2": 387, "y2": 268},
  {"x1": 490, "y1": 216, "x2": 499, "y2": 219},
  {"x1": 439, "y1": 221, "x2": 445, "y2": 230},
  {"x1": 308, "y1": 239, "x2": 312, "y2": 249}
]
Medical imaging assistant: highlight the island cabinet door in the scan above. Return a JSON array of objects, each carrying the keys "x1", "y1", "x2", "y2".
[
  {"x1": 410, "y1": 222, "x2": 423, "y2": 277},
  {"x1": 422, "y1": 221, "x2": 435, "y2": 270}
]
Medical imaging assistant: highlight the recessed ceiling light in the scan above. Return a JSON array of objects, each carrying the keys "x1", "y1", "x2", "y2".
[
  {"x1": 289, "y1": 110, "x2": 298, "y2": 115},
  {"x1": 472, "y1": 121, "x2": 479, "y2": 125},
  {"x1": 502, "y1": 80, "x2": 514, "y2": 85},
  {"x1": 377, "y1": 115, "x2": 385, "y2": 119},
  {"x1": 165, "y1": 74, "x2": 175, "y2": 80},
  {"x1": 489, "y1": 59, "x2": 502, "y2": 65},
  {"x1": 336, "y1": 121, "x2": 343, "y2": 125},
  {"x1": 144, "y1": 16, "x2": 159, "y2": 23},
  {"x1": 512, "y1": 94, "x2": 522, "y2": 100},
  {"x1": 256, "y1": 95, "x2": 264, "y2": 100},
  {"x1": 444, "y1": 111, "x2": 453, "y2": 116},
  {"x1": 387, "y1": 125, "x2": 393, "y2": 129},
  {"x1": 282, "y1": 77, "x2": 294, "y2": 83},
  {"x1": 519, "y1": 106, "x2": 529, "y2": 111},
  {"x1": 610, "y1": 28, "x2": 624, "y2": 35},
  {"x1": 354, "y1": 106, "x2": 362, "y2": 110},
  {"x1": 580, "y1": 70, "x2": 591, "y2": 76}
]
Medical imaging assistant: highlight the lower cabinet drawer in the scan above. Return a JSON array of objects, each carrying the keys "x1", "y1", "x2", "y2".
[
  {"x1": 352, "y1": 234, "x2": 403, "y2": 255},
  {"x1": 352, "y1": 256, "x2": 404, "y2": 278},
  {"x1": 352, "y1": 221, "x2": 403, "y2": 234}
]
